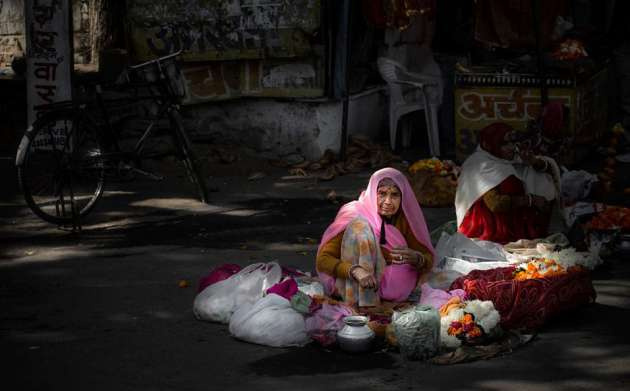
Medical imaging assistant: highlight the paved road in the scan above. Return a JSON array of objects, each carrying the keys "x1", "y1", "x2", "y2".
[{"x1": 2, "y1": 167, "x2": 629, "y2": 391}]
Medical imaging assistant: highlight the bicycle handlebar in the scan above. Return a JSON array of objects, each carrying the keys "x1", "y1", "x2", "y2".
[{"x1": 128, "y1": 50, "x2": 183, "y2": 70}]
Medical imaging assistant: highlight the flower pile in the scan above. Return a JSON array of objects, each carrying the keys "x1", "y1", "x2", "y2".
[
  {"x1": 513, "y1": 258, "x2": 568, "y2": 281},
  {"x1": 588, "y1": 206, "x2": 630, "y2": 231},
  {"x1": 552, "y1": 39, "x2": 588, "y2": 61},
  {"x1": 408, "y1": 158, "x2": 458, "y2": 177},
  {"x1": 545, "y1": 247, "x2": 602, "y2": 271},
  {"x1": 440, "y1": 299, "x2": 500, "y2": 349},
  {"x1": 447, "y1": 313, "x2": 483, "y2": 341}
]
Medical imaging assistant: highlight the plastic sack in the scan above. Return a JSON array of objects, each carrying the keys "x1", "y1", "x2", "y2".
[
  {"x1": 305, "y1": 303, "x2": 354, "y2": 347},
  {"x1": 193, "y1": 262, "x2": 282, "y2": 324},
  {"x1": 228, "y1": 294, "x2": 311, "y2": 347},
  {"x1": 197, "y1": 263, "x2": 242, "y2": 293},
  {"x1": 392, "y1": 305, "x2": 440, "y2": 360},
  {"x1": 435, "y1": 232, "x2": 507, "y2": 263},
  {"x1": 561, "y1": 170, "x2": 598, "y2": 205},
  {"x1": 295, "y1": 276, "x2": 325, "y2": 297},
  {"x1": 379, "y1": 264, "x2": 418, "y2": 302}
]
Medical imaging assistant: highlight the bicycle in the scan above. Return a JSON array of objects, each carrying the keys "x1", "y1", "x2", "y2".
[{"x1": 15, "y1": 51, "x2": 210, "y2": 226}]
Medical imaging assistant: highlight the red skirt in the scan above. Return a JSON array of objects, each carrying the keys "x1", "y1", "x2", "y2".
[{"x1": 459, "y1": 176, "x2": 551, "y2": 244}]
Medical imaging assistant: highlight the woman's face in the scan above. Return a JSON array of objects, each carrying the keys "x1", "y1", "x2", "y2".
[
  {"x1": 499, "y1": 139, "x2": 516, "y2": 160},
  {"x1": 377, "y1": 184, "x2": 401, "y2": 217}
]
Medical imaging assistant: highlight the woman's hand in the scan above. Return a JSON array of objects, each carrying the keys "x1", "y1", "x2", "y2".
[
  {"x1": 389, "y1": 247, "x2": 426, "y2": 269},
  {"x1": 350, "y1": 266, "x2": 378, "y2": 290}
]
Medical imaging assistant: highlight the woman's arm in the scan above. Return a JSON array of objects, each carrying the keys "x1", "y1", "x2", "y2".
[
  {"x1": 315, "y1": 231, "x2": 353, "y2": 279},
  {"x1": 482, "y1": 188, "x2": 533, "y2": 213},
  {"x1": 395, "y1": 215, "x2": 434, "y2": 274}
]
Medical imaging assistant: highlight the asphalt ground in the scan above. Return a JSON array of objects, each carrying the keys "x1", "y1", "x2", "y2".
[{"x1": 1, "y1": 161, "x2": 630, "y2": 391}]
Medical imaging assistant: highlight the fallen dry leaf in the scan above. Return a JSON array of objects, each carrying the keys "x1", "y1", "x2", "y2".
[
  {"x1": 247, "y1": 171, "x2": 267, "y2": 181},
  {"x1": 288, "y1": 168, "x2": 308, "y2": 177}
]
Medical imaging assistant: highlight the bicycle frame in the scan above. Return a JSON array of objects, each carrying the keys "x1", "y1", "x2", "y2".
[{"x1": 78, "y1": 50, "x2": 186, "y2": 163}]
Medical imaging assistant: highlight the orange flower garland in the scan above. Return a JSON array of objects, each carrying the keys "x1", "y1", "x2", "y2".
[{"x1": 512, "y1": 258, "x2": 583, "y2": 281}]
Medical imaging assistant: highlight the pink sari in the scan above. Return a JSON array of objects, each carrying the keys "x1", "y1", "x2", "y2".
[{"x1": 317, "y1": 167, "x2": 435, "y2": 303}]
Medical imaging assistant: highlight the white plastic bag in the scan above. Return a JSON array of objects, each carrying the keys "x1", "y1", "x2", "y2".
[
  {"x1": 435, "y1": 232, "x2": 507, "y2": 264},
  {"x1": 295, "y1": 276, "x2": 325, "y2": 297},
  {"x1": 193, "y1": 262, "x2": 282, "y2": 323},
  {"x1": 430, "y1": 232, "x2": 509, "y2": 289},
  {"x1": 561, "y1": 170, "x2": 598, "y2": 205},
  {"x1": 229, "y1": 294, "x2": 311, "y2": 347}
]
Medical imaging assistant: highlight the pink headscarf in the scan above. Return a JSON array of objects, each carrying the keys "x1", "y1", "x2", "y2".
[{"x1": 317, "y1": 167, "x2": 434, "y2": 256}]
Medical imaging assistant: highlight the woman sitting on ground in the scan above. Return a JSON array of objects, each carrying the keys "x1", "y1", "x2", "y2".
[
  {"x1": 455, "y1": 123, "x2": 554, "y2": 244},
  {"x1": 315, "y1": 167, "x2": 434, "y2": 307}
]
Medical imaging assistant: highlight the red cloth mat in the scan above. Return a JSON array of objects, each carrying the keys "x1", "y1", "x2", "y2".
[{"x1": 450, "y1": 266, "x2": 596, "y2": 330}]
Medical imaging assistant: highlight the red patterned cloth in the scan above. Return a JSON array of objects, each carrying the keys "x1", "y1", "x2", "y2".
[{"x1": 450, "y1": 267, "x2": 596, "y2": 330}]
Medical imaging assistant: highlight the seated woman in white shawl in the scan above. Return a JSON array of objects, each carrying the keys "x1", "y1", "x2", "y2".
[{"x1": 455, "y1": 123, "x2": 556, "y2": 244}]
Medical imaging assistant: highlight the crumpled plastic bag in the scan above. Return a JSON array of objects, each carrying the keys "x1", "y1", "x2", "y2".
[
  {"x1": 295, "y1": 276, "x2": 325, "y2": 297},
  {"x1": 229, "y1": 294, "x2": 311, "y2": 347},
  {"x1": 436, "y1": 232, "x2": 507, "y2": 263},
  {"x1": 305, "y1": 303, "x2": 353, "y2": 347},
  {"x1": 392, "y1": 305, "x2": 441, "y2": 360},
  {"x1": 561, "y1": 170, "x2": 598, "y2": 205},
  {"x1": 197, "y1": 263, "x2": 242, "y2": 293},
  {"x1": 193, "y1": 262, "x2": 282, "y2": 324},
  {"x1": 428, "y1": 232, "x2": 510, "y2": 290}
]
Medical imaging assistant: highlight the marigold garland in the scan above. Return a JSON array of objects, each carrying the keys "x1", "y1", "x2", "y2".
[
  {"x1": 447, "y1": 312, "x2": 483, "y2": 342},
  {"x1": 513, "y1": 257, "x2": 584, "y2": 281}
]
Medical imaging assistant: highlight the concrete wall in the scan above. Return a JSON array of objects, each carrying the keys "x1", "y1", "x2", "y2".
[
  {"x1": 0, "y1": 0, "x2": 24, "y2": 67},
  {"x1": 0, "y1": 0, "x2": 93, "y2": 68},
  {"x1": 187, "y1": 85, "x2": 387, "y2": 161}
]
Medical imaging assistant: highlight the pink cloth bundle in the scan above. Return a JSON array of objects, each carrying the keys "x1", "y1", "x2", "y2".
[{"x1": 197, "y1": 263, "x2": 242, "y2": 293}]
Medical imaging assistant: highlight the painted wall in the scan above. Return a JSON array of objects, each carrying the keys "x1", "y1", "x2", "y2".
[
  {"x1": 126, "y1": 0, "x2": 325, "y2": 102},
  {"x1": 127, "y1": 0, "x2": 320, "y2": 61},
  {"x1": 187, "y1": 87, "x2": 386, "y2": 160}
]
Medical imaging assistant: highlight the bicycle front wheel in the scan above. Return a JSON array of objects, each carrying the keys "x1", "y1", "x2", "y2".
[{"x1": 17, "y1": 110, "x2": 106, "y2": 225}]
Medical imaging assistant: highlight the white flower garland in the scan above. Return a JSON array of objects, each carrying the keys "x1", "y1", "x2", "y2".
[
  {"x1": 440, "y1": 299, "x2": 500, "y2": 349},
  {"x1": 543, "y1": 247, "x2": 602, "y2": 271}
]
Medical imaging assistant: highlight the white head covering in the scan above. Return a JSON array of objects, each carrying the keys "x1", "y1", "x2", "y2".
[{"x1": 455, "y1": 146, "x2": 519, "y2": 227}]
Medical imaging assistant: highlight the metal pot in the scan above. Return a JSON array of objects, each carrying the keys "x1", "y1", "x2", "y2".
[{"x1": 336, "y1": 316, "x2": 375, "y2": 353}]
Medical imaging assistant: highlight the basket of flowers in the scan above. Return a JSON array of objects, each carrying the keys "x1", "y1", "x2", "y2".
[{"x1": 408, "y1": 158, "x2": 460, "y2": 207}]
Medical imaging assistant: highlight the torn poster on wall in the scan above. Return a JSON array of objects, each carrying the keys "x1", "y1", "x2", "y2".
[{"x1": 127, "y1": 0, "x2": 320, "y2": 61}]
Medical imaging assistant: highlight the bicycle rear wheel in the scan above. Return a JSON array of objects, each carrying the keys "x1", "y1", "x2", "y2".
[
  {"x1": 169, "y1": 110, "x2": 209, "y2": 203},
  {"x1": 17, "y1": 110, "x2": 106, "y2": 225}
]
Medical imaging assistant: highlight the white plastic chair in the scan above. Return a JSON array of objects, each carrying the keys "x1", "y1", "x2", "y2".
[{"x1": 377, "y1": 57, "x2": 442, "y2": 156}]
